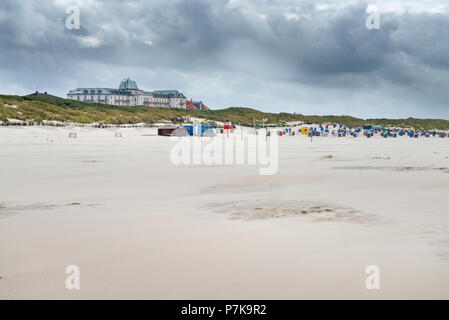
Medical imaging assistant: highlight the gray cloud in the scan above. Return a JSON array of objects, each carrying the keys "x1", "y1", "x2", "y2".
[{"x1": 1, "y1": 0, "x2": 449, "y2": 118}]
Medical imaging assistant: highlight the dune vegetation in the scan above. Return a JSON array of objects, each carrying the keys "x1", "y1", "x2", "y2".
[{"x1": 1, "y1": 94, "x2": 449, "y2": 130}]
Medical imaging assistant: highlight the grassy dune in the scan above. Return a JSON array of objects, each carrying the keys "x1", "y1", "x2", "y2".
[{"x1": 1, "y1": 94, "x2": 449, "y2": 130}]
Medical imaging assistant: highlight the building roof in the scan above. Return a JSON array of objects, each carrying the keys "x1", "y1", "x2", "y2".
[
  {"x1": 119, "y1": 78, "x2": 139, "y2": 90},
  {"x1": 153, "y1": 90, "x2": 186, "y2": 98},
  {"x1": 186, "y1": 100, "x2": 197, "y2": 110},
  {"x1": 26, "y1": 91, "x2": 60, "y2": 98},
  {"x1": 66, "y1": 81, "x2": 190, "y2": 101},
  {"x1": 193, "y1": 101, "x2": 204, "y2": 108},
  {"x1": 68, "y1": 88, "x2": 136, "y2": 95}
]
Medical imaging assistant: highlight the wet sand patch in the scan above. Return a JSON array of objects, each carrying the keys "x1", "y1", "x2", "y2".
[
  {"x1": 207, "y1": 200, "x2": 374, "y2": 223},
  {"x1": 0, "y1": 202, "x2": 101, "y2": 217}
]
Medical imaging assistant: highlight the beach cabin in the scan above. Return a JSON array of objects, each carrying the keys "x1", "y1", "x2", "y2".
[
  {"x1": 201, "y1": 125, "x2": 214, "y2": 136},
  {"x1": 183, "y1": 124, "x2": 202, "y2": 136},
  {"x1": 158, "y1": 126, "x2": 180, "y2": 136},
  {"x1": 182, "y1": 124, "x2": 214, "y2": 136}
]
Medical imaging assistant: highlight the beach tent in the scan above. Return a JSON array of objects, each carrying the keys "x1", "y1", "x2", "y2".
[{"x1": 301, "y1": 128, "x2": 310, "y2": 135}]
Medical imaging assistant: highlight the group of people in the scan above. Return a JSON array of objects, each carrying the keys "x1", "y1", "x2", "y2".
[{"x1": 273, "y1": 124, "x2": 449, "y2": 139}]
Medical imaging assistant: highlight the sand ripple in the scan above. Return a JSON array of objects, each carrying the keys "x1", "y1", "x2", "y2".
[{"x1": 334, "y1": 166, "x2": 449, "y2": 173}]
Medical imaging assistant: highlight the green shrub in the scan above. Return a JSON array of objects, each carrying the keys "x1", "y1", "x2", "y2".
[{"x1": 0, "y1": 94, "x2": 448, "y2": 129}]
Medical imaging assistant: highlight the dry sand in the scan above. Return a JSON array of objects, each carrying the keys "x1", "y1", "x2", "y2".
[{"x1": 1, "y1": 126, "x2": 449, "y2": 299}]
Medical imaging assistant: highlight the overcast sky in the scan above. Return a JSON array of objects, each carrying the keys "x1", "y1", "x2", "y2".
[{"x1": 1, "y1": 0, "x2": 449, "y2": 119}]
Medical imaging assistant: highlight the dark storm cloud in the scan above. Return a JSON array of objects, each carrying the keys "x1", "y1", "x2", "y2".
[{"x1": 0, "y1": 0, "x2": 449, "y2": 118}]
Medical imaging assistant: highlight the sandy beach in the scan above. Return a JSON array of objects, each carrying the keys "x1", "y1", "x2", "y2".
[{"x1": 1, "y1": 126, "x2": 449, "y2": 299}]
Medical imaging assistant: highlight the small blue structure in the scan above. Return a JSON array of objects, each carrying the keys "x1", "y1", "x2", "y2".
[
  {"x1": 202, "y1": 125, "x2": 214, "y2": 135},
  {"x1": 183, "y1": 124, "x2": 213, "y2": 136}
]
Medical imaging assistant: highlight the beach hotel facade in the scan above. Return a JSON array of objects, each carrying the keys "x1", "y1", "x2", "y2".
[{"x1": 67, "y1": 78, "x2": 187, "y2": 108}]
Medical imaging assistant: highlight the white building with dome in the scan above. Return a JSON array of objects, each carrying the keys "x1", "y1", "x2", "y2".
[{"x1": 67, "y1": 79, "x2": 187, "y2": 108}]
